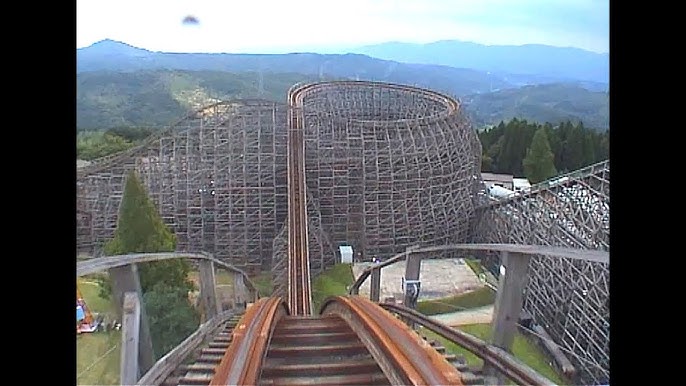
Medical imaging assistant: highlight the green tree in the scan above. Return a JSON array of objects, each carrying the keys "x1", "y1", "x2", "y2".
[
  {"x1": 523, "y1": 127, "x2": 558, "y2": 184},
  {"x1": 143, "y1": 282, "x2": 200, "y2": 356},
  {"x1": 98, "y1": 170, "x2": 198, "y2": 358},
  {"x1": 77, "y1": 132, "x2": 134, "y2": 160}
]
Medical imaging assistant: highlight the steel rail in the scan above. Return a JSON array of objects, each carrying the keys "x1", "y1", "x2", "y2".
[
  {"x1": 320, "y1": 295, "x2": 464, "y2": 386},
  {"x1": 349, "y1": 243, "x2": 609, "y2": 295},
  {"x1": 381, "y1": 303, "x2": 557, "y2": 386},
  {"x1": 287, "y1": 83, "x2": 313, "y2": 316},
  {"x1": 210, "y1": 297, "x2": 289, "y2": 385}
]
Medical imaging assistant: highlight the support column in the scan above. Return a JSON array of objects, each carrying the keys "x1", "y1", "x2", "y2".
[
  {"x1": 120, "y1": 292, "x2": 140, "y2": 386},
  {"x1": 198, "y1": 260, "x2": 218, "y2": 321},
  {"x1": 402, "y1": 253, "x2": 421, "y2": 308},
  {"x1": 402, "y1": 252, "x2": 422, "y2": 329},
  {"x1": 484, "y1": 251, "x2": 532, "y2": 384},
  {"x1": 110, "y1": 264, "x2": 155, "y2": 374},
  {"x1": 233, "y1": 272, "x2": 246, "y2": 308},
  {"x1": 370, "y1": 266, "x2": 381, "y2": 302}
]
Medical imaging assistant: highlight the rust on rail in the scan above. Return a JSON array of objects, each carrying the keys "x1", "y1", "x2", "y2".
[
  {"x1": 320, "y1": 295, "x2": 464, "y2": 386},
  {"x1": 210, "y1": 297, "x2": 289, "y2": 385},
  {"x1": 381, "y1": 302, "x2": 557, "y2": 386}
]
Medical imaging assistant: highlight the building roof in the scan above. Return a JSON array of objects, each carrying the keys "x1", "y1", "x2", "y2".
[
  {"x1": 481, "y1": 173, "x2": 513, "y2": 183},
  {"x1": 513, "y1": 178, "x2": 531, "y2": 188}
]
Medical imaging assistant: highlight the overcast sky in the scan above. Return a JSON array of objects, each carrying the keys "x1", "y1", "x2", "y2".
[{"x1": 77, "y1": 0, "x2": 609, "y2": 54}]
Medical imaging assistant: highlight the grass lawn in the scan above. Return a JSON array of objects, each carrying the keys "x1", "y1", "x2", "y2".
[
  {"x1": 420, "y1": 324, "x2": 567, "y2": 385},
  {"x1": 251, "y1": 272, "x2": 275, "y2": 297},
  {"x1": 416, "y1": 286, "x2": 496, "y2": 315},
  {"x1": 77, "y1": 276, "x2": 120, "y2": 385},
  {"x1": 464, "y1": 258, "x2": 485, "y2": 276},
  {"x1": 78, "y1": 276, "x2": 113, "y2": 315},
  {"x1": 187, "y1": 269, "x2": 234, "y2": 287},
  {"x1": 312, "y1": 263, "x2": 354, "y2": 312},
  {"x1": 77, "y1": 330, "x2": 121, "y2": 385}
]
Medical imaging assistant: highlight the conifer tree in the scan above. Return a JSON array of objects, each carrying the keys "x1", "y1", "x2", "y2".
[
  {"x1": 99, "y1": 170, "x2": 198, "y2": 358},
  {"x1": 523, "y1": 127, "x2": 558, "y2": 184}
]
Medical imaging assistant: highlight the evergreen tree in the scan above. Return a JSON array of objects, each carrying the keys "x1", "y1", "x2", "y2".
[
  {"x1": 98, "y1": 170, "x2": 198, "y2": 358},
  {"x1": 523, "y1": 127, "x2": 558, "y2": 184}
]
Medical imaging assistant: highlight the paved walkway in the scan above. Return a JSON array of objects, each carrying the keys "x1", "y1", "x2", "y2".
[
  {"x1": 429, "y1": 305, "x2": 494, "y2": 327},
  {"x1": 351, "y1": 258, "x2": 484, "y2": 301}
]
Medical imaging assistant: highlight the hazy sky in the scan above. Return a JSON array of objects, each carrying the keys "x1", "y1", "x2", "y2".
[{"x1": 77, "y1": 0, "x2": 609, "y2": 54}]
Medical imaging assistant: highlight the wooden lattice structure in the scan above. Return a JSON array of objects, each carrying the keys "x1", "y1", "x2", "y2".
[
  {"x1": 76, "y1": 81, "x2": 610, "y2": 385},
  {"x1": 77, "y1": 100, "x2": 290, "y2": 274},
  {"x1": 471, "y1": 160, "x2": 610, "y2": 384},
  {"x1": 77, "y1": 82, "x2": 482, "y2": 276}
]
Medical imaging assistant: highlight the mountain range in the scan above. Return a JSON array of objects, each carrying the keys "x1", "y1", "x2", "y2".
[
  {"x1": 350, "y1": 40, "x2": 608, "y2": 85},
  {"x1": 76, "y1": 40, "x2": 610, "y2": 130}
]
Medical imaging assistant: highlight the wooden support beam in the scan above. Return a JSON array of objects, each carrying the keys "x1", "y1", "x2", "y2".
[
  {"x1": 369, "y1": 266, "x2": 381, "y2": 302},
  {"x1": 110, "y1": 264, "x2": 155, "y2": 374},
  {"x1": 198, "y1": 259, "x2": 218, "y2": 321},
  {"x1": 484, "y1": 251, "x2": 532, "y2": 384},
  {"x1": 121, "y1": 292, "x2": 141, "y2": 386},
  {"x1": 403, "y1": 253, "x2": 421, "y2": 308}
]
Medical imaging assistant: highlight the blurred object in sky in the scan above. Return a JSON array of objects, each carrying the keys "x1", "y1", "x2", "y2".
[{"x1": 182, "y1": 15, "x2": 200, "y2": 25}]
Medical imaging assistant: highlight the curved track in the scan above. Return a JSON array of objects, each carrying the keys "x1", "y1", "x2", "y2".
[{"x1": 77, "y1": 82, "x2": 607, "y2": 385}]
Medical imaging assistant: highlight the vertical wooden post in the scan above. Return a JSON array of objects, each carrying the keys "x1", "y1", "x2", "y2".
[
  {"x1": 370, "y1": 266, "x2": 381, "y2": 302},
  {"x1": 403, "y1": 253, "x2": 422, "y2": 309},
  {"x1": 484, "y1": 251, "x2": 532, "y2": 384},
  {"x1": 233, "y1": 272, "x2": 246, "y2": 308},
  {"x1": 110, "y1": 263, "x2": 155, "y2": 374},
  {"x1": 198, "y1": 259, "x2": 218, "y2": 321},
  {"x1": 120, "y1": 292, "x2": 140, "y2": 386}
]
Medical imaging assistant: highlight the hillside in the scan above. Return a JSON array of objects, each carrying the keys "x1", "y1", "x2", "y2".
[
  {"x1": 77, "y1": 70, "x2": 610, "y2": 131},
  {"x1": 76, "y1": 70, "x2": 328, "y2": 129},
  {"x1": 352, "y1": 40, "x2": 609, "y2": 85},
  {"x1": 463, "y1": 84, "x2": 610, "y2": 130},
  {"x1": 77, "y1": 40, "x2": 516, "y2": 97}
]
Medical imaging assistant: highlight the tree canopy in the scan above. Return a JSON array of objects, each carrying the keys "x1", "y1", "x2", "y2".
[
  {"x1": 523, "y1": 127, "x2": 558, "y2": 184},
  {"x1": 99, "y1": 170, "x2": 198, "y2": 358}
]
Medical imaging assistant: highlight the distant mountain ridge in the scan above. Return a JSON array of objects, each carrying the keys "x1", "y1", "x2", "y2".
[
  {"x1": 76, "y1": 40, "x2": 609, "y2": 130},
  {"x1": 77, "y1": 39, "x2": 517, "y2": 97},
  {"x1": 463, "y1": 83, "x2": 609, "y2": 130},
  {"x1": 351, "y1": 40, "x2": 609, "y2": 85},
  {"x1": 77, "y1": 39, "x2": 608, "y2": 96},
  {"x1": 77, "y1": 69, "x2": 609, "y2": 131}
]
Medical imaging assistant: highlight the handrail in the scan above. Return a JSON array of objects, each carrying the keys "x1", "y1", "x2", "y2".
[
  {"x1": 137, "y1": 310, "x2": 237, "y2": 385},
  {"x1": 210, "y1": 297, "x2": 289, "y2": 385},
  {"x1": 381, "y1": 303, "x2": 557, "y2": 386},
  {"x1": 76, "y1": 251, "x2": 259, "y2": 296},
  {"x1": 320, "y1": 296, "x2": 464, "y2": 386},
  {"x1": 349, "y1": 243, "x2": 609, "y2": 295}
]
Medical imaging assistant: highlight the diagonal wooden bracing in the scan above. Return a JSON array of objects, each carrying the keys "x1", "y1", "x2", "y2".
[
  {"x1": 76, "y1": 81, "x2": 609, "y2": 385},
  {"x1": 470, "y1": 160, "x2": 610, "y2": 385},
  {"x1": 77, "y1": 101, "x2": 290, "y2": 275}
]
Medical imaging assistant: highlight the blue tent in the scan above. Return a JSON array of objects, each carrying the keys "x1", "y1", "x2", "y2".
[{"x1": 76, "y1": 305, "x2": 85, "y2": 322}]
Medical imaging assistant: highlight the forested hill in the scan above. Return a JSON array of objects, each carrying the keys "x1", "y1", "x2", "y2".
[
  {"x1": 463, "y1": 84, "x2": 610, "y2": 130},
  {"x1": 77, "y1": 70, "x2": 610, "y2": 131},
  {"x1": 77, "y1": 39, "x2": 514, "y2": 98}
]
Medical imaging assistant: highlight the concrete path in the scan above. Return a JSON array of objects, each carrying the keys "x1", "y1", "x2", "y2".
[
  {"x1": 429, "y1": 305, "x2": 494, "y2": 327},
  {"x1": 351, "y1": 258, "x2": 485, "y2": 301}
]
